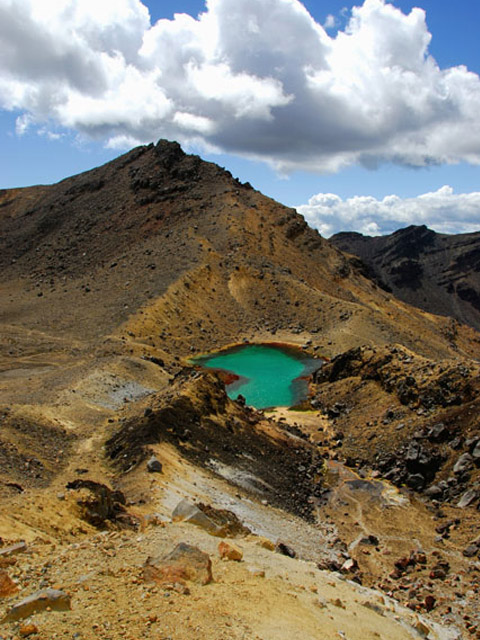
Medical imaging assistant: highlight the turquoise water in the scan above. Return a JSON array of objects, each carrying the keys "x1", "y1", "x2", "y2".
[{"x1": 193, "y1": 344, "x2": 320, "y2": 409}]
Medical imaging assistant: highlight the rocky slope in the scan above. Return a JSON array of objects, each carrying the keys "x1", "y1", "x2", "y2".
[
  {"x1": 330, "y1": 225, "x2": 480, "y2": 332},
  {"x1": 1, "y1": 140, "x2": 480, "y2": 638}
]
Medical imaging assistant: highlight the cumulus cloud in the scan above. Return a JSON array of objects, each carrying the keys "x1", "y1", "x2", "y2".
[
  {"x1": 297, "y1": 186, "x2": 480, "y2": 237},
  {"x1": 323, "y1": 14, "x2": 337, "y2": 30},
  {"x1": 1, "y1": 0, "x2": 480, "y2": 173}
]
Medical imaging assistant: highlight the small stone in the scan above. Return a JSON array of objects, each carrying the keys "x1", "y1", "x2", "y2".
[
  {"x1": 463, "y1": 544, "x2": 479, "y2": 558},
  {"x1": 411, "y1": 551, "x2": 427, "y2": 565},
  {"x1": 424, "y1": 595, "x2": 436, "y2": 611},
  {"x1": 330, "y1": 598, "x2": 345, "y2": 608},
  {"x1": 424, "y1": 485, "x2": 443, "y2": 499},
  {"x1": 0, "y1": 542, "x2": 27, "y2": 558},
  {"x1": 275, "y1": 541, "x2": 296, "y2": 558},
  {"x1": 406, "y1": 473, "x2": 425, "y2": 491},
  {"x1": 361, "y1": 600, "x2": 384, "y2": 616},
  {"x1": 218, "y1": 542, "x2": 243, "y2": 562},
  {"x1": 147, "y1": 456, "x2": 162, "y2": 473},
  {"x1": 429, "y1": 564, "x2": 448, "y2": 580},
  {"x1": 314, "y1": 598, "x2": 327, "y2": 609},
  {"x1": 0, "y1": 570, "x2": 18, "y2": 597},
  {"x1": 341, "y1": 558, "x2": 358, "y2": 573},
  {"x1": 1, "y1": 589, "x2": 71, "y2": 622},
  {"x1": 248, "y1": 567, "x2": 265, "y2": 578},
  {"x1": 256, "y1": 537, "x2": 275, "y2": 551},
  {"x1": 394, "y1": 556, "x2": 411, "y2": 570},
  {"x1": 427, "y1": 423, "x2": 447, "y2": 442},
  {"x1": 415, "y1": 619, "x2": 431, "y2": 637},
  {"x1": 453, "y1": 453, "x2": 473, "y2": 475},
  {"x1": 19, "y1": 623, "x2": 38, "y2": 637}
]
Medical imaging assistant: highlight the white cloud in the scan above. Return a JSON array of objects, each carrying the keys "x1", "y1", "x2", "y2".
[
  {"x1": 1, "y1": 0, "x2": 480, "y2": 173},
  {"x1": 323, "y1": 14, "x2": 336, "y2": 30},
  {"x1": 297, "y1": 186, "x2": 480, "y2": 237}
]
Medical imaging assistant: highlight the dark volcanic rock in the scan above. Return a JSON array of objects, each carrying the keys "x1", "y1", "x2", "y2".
[
  {"x1": 106, "y1": 369, "x2": 320, "y2": 522},
  {"x1": 66, "y1": 479, "x2": 127, "y2": 527},
  {"x1": 311, "y1": 343, "x2": 480, "y2": 501},
  {"x1": 146, "y1": 456, "x2": 163, "y2": 473},
  {"x1": 453, "y1": 453, "x2": 473, "y2": 475}
]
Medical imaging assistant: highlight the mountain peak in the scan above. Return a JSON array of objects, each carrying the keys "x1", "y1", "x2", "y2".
[{"x1": 331, "y1": 225, "x2": 480, "y2": 330}]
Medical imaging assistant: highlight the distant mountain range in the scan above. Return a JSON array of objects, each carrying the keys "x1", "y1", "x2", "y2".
[{"x1": 330, "y1": 225, "x2": 480, "y2": 332}]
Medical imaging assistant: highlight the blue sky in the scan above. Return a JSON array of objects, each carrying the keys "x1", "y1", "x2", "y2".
[{"x1": 1, "y1": 0, "x2": 479, "y2": 236}]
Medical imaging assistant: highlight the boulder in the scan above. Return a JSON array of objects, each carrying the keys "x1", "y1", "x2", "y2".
[
  {"x1": 406, "y1": 473, "x2": 425, "y2": 490},
  {"x1": 172, "y1": 499, "x2": 223, "y2": 536},
  {"x1": 143, "y1": 543, "x2": 213, "y2": 587},
  {"x1": 457, "y1": 489, "x2": 478, "y2": 508},
  {"x1": 1, "y1": 589, "x2": 71, "y2": 622}
]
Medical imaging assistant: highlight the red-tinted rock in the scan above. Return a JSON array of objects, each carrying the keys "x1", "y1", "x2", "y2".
[
  {"x1": 19, "y1": 623, "x2": 38, "y2": 637},
  {"x1": 0, "y1": 570, "x2": 18, "y2": 597},
  {"x1": 218, "y1": 541, "x2": 243, "y2": 562},
  {"x1": 143, "y1": 543, "x2": 213, "y2": 587}
]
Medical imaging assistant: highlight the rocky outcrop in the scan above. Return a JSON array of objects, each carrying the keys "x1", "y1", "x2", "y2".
[
  {"x1": 311, "y1": 344, "x2": 480, "y2": 503},
  {"x1": 65, "y1": 479, "x2": 130, "y2": 528},
  {"x1": 106, "y1": 369, "x2": 323, "y2": 521}
]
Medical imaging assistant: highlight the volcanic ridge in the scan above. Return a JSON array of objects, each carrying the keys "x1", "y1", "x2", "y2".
[{"x1": 331, "y1": 225, "x2": 480, "y2": 332}]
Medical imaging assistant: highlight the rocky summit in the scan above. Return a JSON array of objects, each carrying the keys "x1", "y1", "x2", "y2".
[{"x1": 1, "y1": 139, "x2": 480, "y2": 639}]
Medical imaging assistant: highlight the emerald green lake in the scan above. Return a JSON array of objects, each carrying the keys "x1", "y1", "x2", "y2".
[{"x1": 193, "y1": 344, "x2": 320, "y2": 409}]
